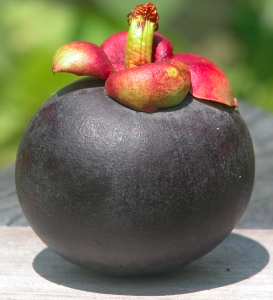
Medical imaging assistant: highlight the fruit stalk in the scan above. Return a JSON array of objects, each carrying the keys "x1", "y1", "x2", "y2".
[{"x1": 124, "y1": 3, "x2": 159, "y2": 68}]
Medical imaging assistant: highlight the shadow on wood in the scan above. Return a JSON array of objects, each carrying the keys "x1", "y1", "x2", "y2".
[{"x1": 32, "y1": 232, "x2": 269, "y2": 296}]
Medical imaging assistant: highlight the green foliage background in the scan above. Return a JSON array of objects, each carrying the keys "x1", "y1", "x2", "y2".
[{"x1": 1, "y1": 0, "x2": 273, "y2": 169}]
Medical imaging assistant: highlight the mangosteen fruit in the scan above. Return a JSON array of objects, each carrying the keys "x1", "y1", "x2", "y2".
[{"x1": 15, "y1": 3, "x2": 254, "y2": 276}]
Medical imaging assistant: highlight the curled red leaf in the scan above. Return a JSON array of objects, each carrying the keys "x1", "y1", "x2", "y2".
[
  {"x1": 173, "y1": 53, "x2": 237, "y2": 107},
  {"x1": 52, "y1": 41, "x2": 115, "y2": 79}
]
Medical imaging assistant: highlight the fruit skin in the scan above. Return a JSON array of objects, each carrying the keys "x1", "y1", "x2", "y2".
[{"x1": 15, "y1": 77, "x2": 254, "y2": 276}]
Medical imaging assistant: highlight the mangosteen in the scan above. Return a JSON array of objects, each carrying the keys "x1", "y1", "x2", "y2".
[{"x1": 15, "y1": 3, "x2": 254, "y2": 276}]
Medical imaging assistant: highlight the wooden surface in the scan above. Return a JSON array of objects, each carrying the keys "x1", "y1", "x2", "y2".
[
  {"x1": 0, "y1": 227, "x2": 272, "y2": 299},
  {"x1": 1, "y1": 100, "x2": 273, "y2": 228}
]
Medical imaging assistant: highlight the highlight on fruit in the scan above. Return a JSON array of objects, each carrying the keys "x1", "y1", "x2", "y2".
[{"x1": 52, "y1": 2, "x2": 238, "y2": 112}]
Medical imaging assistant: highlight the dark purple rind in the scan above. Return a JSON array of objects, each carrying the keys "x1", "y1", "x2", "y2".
[{"x1": 15, "y1": 77, "x2": 254, "y2": 276}]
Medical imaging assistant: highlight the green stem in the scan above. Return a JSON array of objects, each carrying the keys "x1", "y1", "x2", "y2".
[{"x1": 124, "y1": 3, "x2": 159, "y2": 69}]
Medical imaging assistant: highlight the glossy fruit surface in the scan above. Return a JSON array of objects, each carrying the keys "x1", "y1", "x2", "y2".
[{"x1": 15, "y1": 77, "x2": 254, "y2": 276}]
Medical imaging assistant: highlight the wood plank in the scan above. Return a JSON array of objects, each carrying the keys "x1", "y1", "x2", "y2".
[
  {"x1": 0, "y1": 227, "x2": 272, "y2": 299},
  {"x1": 0, "y1": 165, "x2": 28, "y2": 226}
]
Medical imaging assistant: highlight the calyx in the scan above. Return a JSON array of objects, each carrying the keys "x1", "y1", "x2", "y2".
[{"x1": 52, "y1": 2, "x2": 238, "y2": 113}]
